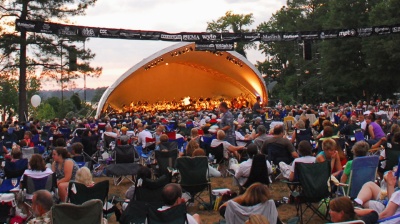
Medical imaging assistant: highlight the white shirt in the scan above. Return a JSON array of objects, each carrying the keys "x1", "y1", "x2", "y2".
[
  {"x1": 235, "y1": 131, "x2": 247, "y2": 147},
  {"x1": 290, "y1": 156, "x2": 315, "y2": 172},
  {"x1": 234, "y1": 158, "x2": 272, "y2": 186},
  {"x1": 137, "y1": 129, "x2": 152, "y2": 148}
]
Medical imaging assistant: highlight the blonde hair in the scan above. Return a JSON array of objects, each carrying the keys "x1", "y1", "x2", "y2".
[
  {"x1": 217, "y1": 130, "x2": 226, "y2": 140},
  {"x1": 75, "y1": 167, "x2": 93, "y2": 186}
]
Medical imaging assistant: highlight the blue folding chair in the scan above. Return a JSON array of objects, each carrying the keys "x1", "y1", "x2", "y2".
[{"x1": 345, "y1": 156, "x2": 379, "y2": 198}]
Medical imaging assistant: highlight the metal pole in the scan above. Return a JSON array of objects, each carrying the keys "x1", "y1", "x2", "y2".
[
  {"x1": 60, "y1": 41, "x2": 63, "y2": 105},
  {"x1": 83, "y1": 40, "x2": 86, "y2": 103}
]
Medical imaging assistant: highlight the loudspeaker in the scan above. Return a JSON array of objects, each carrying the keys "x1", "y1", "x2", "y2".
[
  {"x1": 303, "y1": 42, "x2": 312, "y2": 60},
  {"x1": 68, "y1": 47, "x2": 77, "y2": 71}
]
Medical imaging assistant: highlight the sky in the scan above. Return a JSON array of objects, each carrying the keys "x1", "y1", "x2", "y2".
[{"x1": 55, "y1": 0, "x2": 287, "y2": 90}]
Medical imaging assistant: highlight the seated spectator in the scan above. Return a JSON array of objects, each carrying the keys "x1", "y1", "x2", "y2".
[
  {"x1": 232, "y1": 143, "x2": 272, "y2": 186},
  {"x1": 261, "y1": 125, "x2": 299, "y2": 163},
  {"x1": 290, "y1": 120, "x2": 313, "y2": 148},
  {"x1": 219, "y1": 183, "x2": 281, "y2": 224},
  {"x1": 10, "y1": 144, "x2": 23, "y2": 162},
  {"x1": 210, "y1": 130, "x2": 244, "y2": 160},
  {"x1": 251, "y1": 125, "x2": 270, "y2": 151},
  {"x1": 329, "y1": 196, "x2": 378, "y2": 224},
  {"x1": 279, "y1": 140, "x2": 315, "y2": 181},
  {"x1": 340, "y1": 141, "x2": 369, "y2": 185},
  {"x1": 316, "y1": 138, "x2": 343, "y2": 178},
  {"x1": 159, "y1": 134, "x2": 178, "y2": 151},
  {"x1": 157, "y1": 183, "x2": 201, "y2": 224},
  {"x1": 23, "y1": 131, "x2": 35, "y2": 147},
  {"x1": 234, "y1": 121, "x2": 252, "y2": 147},
  {"x1": 71, "y1": 142, "x2": 85, "y2": 162},
  {"x1": 153, "y1": 127, "x2": 163, "y2": 145},
  {"x1": 184, "y1": 139, "x2": 200, "y2": 157},
  {"x1": 192, "y1": 148, "x2": 221, "y2": 177},
  {"x1": 75, "y1": 167, "x2": 94, "y2": 187},
  {"x1": 27, "y1": 190, "x2": 53, "y2": 224},
  {"x1": 21, "y1": 154, "x2": 53, "y2": 199},
  {"x1": 51, "y1": 147, "x2": 79, "y2": 202}
]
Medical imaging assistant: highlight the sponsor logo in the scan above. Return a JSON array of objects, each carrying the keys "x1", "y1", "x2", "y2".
[
  {"x1": 182, "y1": 35, "x2": 200, "y2": 41},
  {"x1": 392, "y1": 26, "x2": 400, "y2": 33},
  {"x1": 201, "y1": 34, "x2": 218, "y2": 41},
  {"x1": 161, "y1": 34, "x2": 182, "y2": 40},
  {"x1": 374, "y1": 27, "x2": 390, "y2": 34},
  {"x1": 338, "y1": 29, "x2": 356, "y2": 37},
  {"x1": 120, "y1": 31, "x2": 140, "y2": 38},
  {"x1": 244, "y1": 33, "x2": 260, "y2": 41},
  {"x1": 261, "y1": 34, "x2": 281, "y2": 41},
  {"x1": 320, "y1": 32, "x2": 338, "y2": 39},
  {"x1": 283, "y1": 34, "x2": 299, "y2": 39},
  {"x1": 215, "y1": 43, "x2": 234, "y2": 50},
  {"x1": 301, "y1": 33, "x2": 319, "y2": 39},
  {"x1": 40, "y1": 23, "x2": 52, "y2": 33},
  {"x1": 82, "y1": 28, "x2": 96, "y2": 37},
  {"x1": 99, "y1": 29, "x2": 108, "y2": 35},
  {"x1": 58, "y1": 27, "x2": 77, "y2": 36},
  {"x1": 222, "y1": 34, "x2": 241, "y2": 41},
  {"x1": 17, "y1": 22, "x2": 35, "y2": 30},
  {"x1": 195, "y1": 43, "x2": 215, "y2": 51},
  {"x1": 357, "y1": 27, "x2": 373, "y2": 37},
  {"x1": 141, "y1": 32, "x2": 160, "y2": 39}
]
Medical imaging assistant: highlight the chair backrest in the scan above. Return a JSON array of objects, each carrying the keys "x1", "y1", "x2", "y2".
[
  {"x1": 31, "y1": 134, "x2": 41, "y2": 146},
  {"x1": 0, "y1": 141, "x2": 3, "y2": 158},
  {"x1": 225, "y1": 200, "x2": 278, "y2": 224},
  {"x1": 166, "y1": 131, "x2": 176, "y2": 140},
  {"x1": 59, "y1": 128, "x2": 71, "y2": 140},
  {"x1": 385, "y1": 145, "x2": 400, "y2": 171},
  {"x1": 52, "y1": 199, "x2": 103, "y2": 224},
  {"x1": 155, "y1": 149, "x2": 178, "y2": 177},
  {"x1": 147, "y1": 203, "x2": 188, "y2": 224},
  {"x1": 168, "y1": 138, "x2": 184, "y2": 150},
  {"x1": 295, "y1": 161, "x2": 331, "y2": 202},
  {"x1": 135, "y1": 175, "x2": 170, "y2": 202},
  {"x1": 159, "y1": 141, "x2": 178, "y2": 151},
  {"x1": 354, "y1": 129, "x2": 365, "y2": 142},
  {"x1": 21, "y1": 147, "x2": 35, "y2": 161},
  {"x1": 115, "y1": 144, "x2": 136, "y2": 163},
  {"x1": 67, "y1": 180, "x2": 109, "y2": 205},
  {"x1": 102, "y1": 135, "x2": 116, "y2": 151},
  {"x1": 267, "y1": 143, "x2": 293, "y2": 165},
  {"x1": 210, "y1": 144, "x2": 225, "y2": 163},
  {"x1": 119, "y1": 200, "x2": 151, "y2": 224},
  {"x1": 200, "y1": 135, "x2": 215, "y2": 155},
  {"x1": 347, "y1": 156, "x2": 379, "y2": 198},
  {"x1": 4, "y1": 159, "x2": 28, "y2": 178},
  {"x1": 176, "y1": 156, "x2": 209, "y2": 186},
  {"x1": 22, "y1": 172, "x2": 56, "y2": 194},
  {"x1": 243, "y1": 154, "x2": 270, "y2": 188}
]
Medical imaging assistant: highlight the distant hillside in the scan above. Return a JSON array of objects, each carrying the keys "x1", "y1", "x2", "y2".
[{"x1": 40, "y1": 87, "x2": 108, "y2": 102}]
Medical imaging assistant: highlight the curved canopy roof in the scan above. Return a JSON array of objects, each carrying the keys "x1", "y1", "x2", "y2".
[{"x1": 96, "y1": 42, "x2": 267, "y2": 117}]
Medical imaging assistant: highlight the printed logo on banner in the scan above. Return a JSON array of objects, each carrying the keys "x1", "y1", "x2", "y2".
[
  {"x1": 282, "y1": 33, "x2": 300, "y2": 40},
  {"x1": 338, "y1": 29, "x2": 357, "y2": 37},
  {"x1": 392, "y1": 25, "x2": 400, "y2": 33},
  {"x1": 58, "y1": 26, "x2": 77, "y2": 36},
  {"x1": 99, "y1": 29, "x2": 120, "y2": 38},
  {"x1": 261, "y1": 33, "x2": 282, "y2": 42},
  {"x1": 300, "y1": 32, "x2": 319, "y2": 40},
  {"x1": 201, "y1": 34, "x2": 218, "y2": 41},
  {"x1": 182, "y1": 34, "x2": 201, "y2": 41},
  {"x1": 141, "y1": 32, "x2": 161, "y2": 40},
  {"x1": 160, "y1": 34, "x2": 182, "y2": 41},
  {"x1": 320, "y1": 31, "x2": 338, "y2": 39},
  {"x1": 243, "y1": 33, "x2": 260, "y2": 41},
  {"x1": 16, "y1": 21, "x2": 36, "y2": 30},
  {"x1": 120, "y1": 30, "x2": 141, "y2": 39},
  {"x1": 221, "y1": 33, "x2": 242, "y2": 41},
  {"x1": 39, "y1": 23, "x2": 53, "y2": 34},
  {"x1": 374, "y1": 26, "x2": 391, "y2": 35},
  {"x1": 82, "y1": 28, "x2": 96, "y2": 37},
  {"x1": 215, "y1": 43, "x2": 234, "y2": 50},
  {"x1": 357, "y1": 28, "x2": 373, "y2": 37},
  {"x1": 195, "y1": 43, "x2": 215, "y2": 51}
]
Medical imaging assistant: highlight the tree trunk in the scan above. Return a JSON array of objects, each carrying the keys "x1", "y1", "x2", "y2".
[{"x1": 18, "y1": 0, "x2": 28, "y2": 122}]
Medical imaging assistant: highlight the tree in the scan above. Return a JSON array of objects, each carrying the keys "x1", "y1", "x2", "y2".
[
  {"x1": 70, "y1": 93, "x2": 82, "y2": 111},
  {"x1": 91, "y1": 87, "x2": 107, "y2": 104},
  {"x1": 206, "y1": 11, "x2": 254, "y2": 57},
  {"x1": 0, "y1": 0, "x2": 102, "y2": 122}
]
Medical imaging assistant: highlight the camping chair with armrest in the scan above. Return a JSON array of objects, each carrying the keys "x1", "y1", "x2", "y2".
[
  {"x1": 168, "y1": 138, "x2": 185, "y2": 152},
  {"x1": 147, "y1": 202, "x2": 188, "y2": 224},
  {"x1": 200, "y1": 135, "x2": 215, "y2": 156},
  {"x1": 52, "y1": 199, "x2": 104, "y2": 224},
  {"x1": 382, "y1": 143, "x2": 400, "y2": 173},
  {"x1": 344, "y1": 156, "x2": 379, "y2": 198},
  {"x1": 110, "y1": 144, "x2": 138, "y2": 185},
  {"x1": 290, "y1": 161, "x2": 331, "y2": 224},
  {"x1": 176, "y1": 156, "x2": 212, "y2": 209},
  {"x1": 224, "y1": 199, "x2": 278, "y2": 224},
  {"x1": 119, "y1": 174, "x2": 171, "y2": 224},
  {"x1": 154, "y1": 149, "x2": 178, "y2": 178},
  {"x1": 0, "y1": 159, "x2": 28, "y2": 193},
  {"x1": 20, "y1": 172, "x2": 57, "y2": 220},
  {"x1": 59, "y1": 128, "x2": 72, "y2": 140},
  {"x1": 21, "y1": 147, "x2": 35, "y2": 161},
  {"x1": 210, "y1": 143, "x2": 228, "y2": 170}
]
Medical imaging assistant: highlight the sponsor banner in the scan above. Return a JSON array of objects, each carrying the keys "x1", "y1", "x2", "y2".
[
  {"x1": 300, "y1": 31, "x2": 319, "y2": 40},
  {"x1": 215, "y1": 43, "x2": 234, "y2": 51},
  {"x1": 282, "y1": 32, "x2": 300, "y2": 41},
  {"x1": 357, "y1": 27, "x2": 373, "y2": 37},
  {"x1": 160, "y1": 33, "x2": 182, "y2": 41},
  {"x1": 200, "y1": 33, "x2": 220, "y2": 42},
  {"x1": 36, "y1": 21, "x2": 58, "y2": 34},
  {"x1": 392, "y1": 24, "x2": 400, "y2": 34},
  {"x1": 338, "y1": 29, "x2": 357, "y2": 38},
  {"x1": 181, "y1": 33, "x2": 201, "y2": 41},
  {"x1": 80, "y1": 27, "x2": 99, "y2": 37},
  {"x1": 221, "y1": 33, "x2": 242, "y2": 42},
  {"x1": 140, "y1": 31, "x2": 161, "y2": 40},
  {"x1": 195, "y1": 43, "x2": 216, "y2": 51},
  {"x1": 261, "y1": 33, "x2": 282, "y2": 42},
  {"x1": 320, "y1": 30, "x2": 339, "y2": 39},
  {"x1": 243, "y1": 32, "x2": 260, "y2": 42},
  {"x1": 98, "y1": 28, "x2": 120, "y2": 38},
  {"x1": 119, "y1": 30, "x2": 141, "y2": 39},
  {"x1": 374, "y1": 26, "x2": 391, "y2": 35}
]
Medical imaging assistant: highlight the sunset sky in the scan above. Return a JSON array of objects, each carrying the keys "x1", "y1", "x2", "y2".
[{"x1": 49, "y1": 0, "x2": 287, "y2": 90}]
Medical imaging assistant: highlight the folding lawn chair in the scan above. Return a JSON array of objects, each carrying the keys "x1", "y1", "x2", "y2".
[
  {"x1": 147, "y1": 202, "x2": 188, "y2": 224},
  {"x1": 52, "y1": 199, "x2": 104, "y2": 224},
  {"x1": 67, "y1": 180, "x2": 109, "y2": 206},
  {"x1": 154, "y1": 149, "x2": 178, "y2": 178},
  {"x1": 344, "y1": 156, "x2": 379, "y2": 198}
]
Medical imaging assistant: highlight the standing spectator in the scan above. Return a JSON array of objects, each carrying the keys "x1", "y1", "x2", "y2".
[{"x1": 219, "y1": 102, "x2": 235, "y2": 145}]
